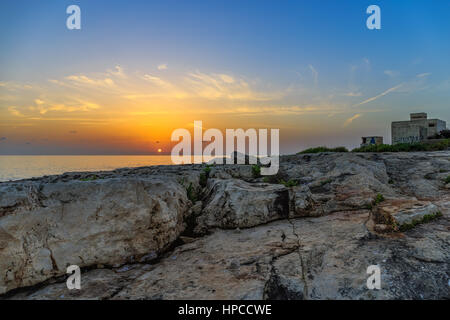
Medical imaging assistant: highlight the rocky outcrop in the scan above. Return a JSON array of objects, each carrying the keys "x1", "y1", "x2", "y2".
[
  {"x1": 373, "y1": 199, "x2": 441, "y2": 232},
  {"x1": 196, "y1": 179, "x2": 290, "y2": 231},
  {"x1": 1, "y1": 151, "x2": 449, "y2": 299},
  {"x1": 0, "y1": 176, "x2": 193, "y2": 294}
]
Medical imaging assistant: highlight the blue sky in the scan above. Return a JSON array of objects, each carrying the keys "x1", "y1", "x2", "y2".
[{"x1": 0, "y1": 0, "x2": 449, "y2": 154}]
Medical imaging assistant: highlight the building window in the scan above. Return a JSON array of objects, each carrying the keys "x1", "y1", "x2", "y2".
[{"x1": 429, "y1": 123, "x2": 435, "y2": 127}]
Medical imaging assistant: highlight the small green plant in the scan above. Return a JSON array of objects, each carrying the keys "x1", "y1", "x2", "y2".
[
  {"x1": 279, "y1": 179, "x2": 298, "y2": 187},
  {"x1": 252, "y1": 164, "x2": 261, "y2": 178},
  {"x1": 186, "y1": 183, "x2": 197, "y2": 202},
  {"x1": 374, "y1": 193, "x2": 385, "y2": 205},
  {"x1": 388, "y1": 179, "x2": 394, "y2": 184},
  {"x1": 399, "y1": 212, "x2": 442, "y2": 232},
  {"x1": 262, "y1": 177, "x2": 270, "y2": 183},
  {"x1": 439, "y1": 169, "x2": 447, "y2": 173},
  {"x1": 444, "y1": 176, "x2": 450, "y2": 184},
  {"x1": 320, "y1": 178, "x2": 332, "y2": 186},
  {"x1": 199, "y1": 165, "x2": 212, "y2": 187}
]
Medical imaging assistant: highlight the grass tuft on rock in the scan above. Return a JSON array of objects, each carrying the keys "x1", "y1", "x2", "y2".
[
  {"x1": 199, "y1": 165, "x2": 211, "y2": 187},
  {"x1": 252, "y1": 164, "x2": 261, "y2": 178},
  {"x1": 186, "y1": 183, "x2": 197, "y2": 202},
  {"x1": 374, "y1": 193, "x2": 385, "y2": 205},
  {"x1": 279, "y1": 179, "x2": 298, "y2": 187},
  {"x1": 399, "y1": 211, "x2": 443, "y2": 232}
]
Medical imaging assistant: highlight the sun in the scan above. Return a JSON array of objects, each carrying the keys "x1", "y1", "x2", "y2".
[{"x1": 157, "y1": 148, "x2": 162, "y2": 153}]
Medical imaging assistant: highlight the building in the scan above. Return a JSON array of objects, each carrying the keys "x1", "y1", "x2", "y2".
[
  {"x1": 391, "y1": 113, "x2": 447, "y2": 144},
  {"x1": 361, "y1": 136, "x2": 383, "y2": 147}
]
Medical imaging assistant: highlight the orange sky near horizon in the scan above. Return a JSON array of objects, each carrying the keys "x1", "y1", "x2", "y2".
[{"x1": 1, "y1": 66, "x2": 381, "y2": 154}]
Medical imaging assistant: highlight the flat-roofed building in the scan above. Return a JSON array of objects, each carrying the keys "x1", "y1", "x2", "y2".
[{"x1": 391, "y1": 113, "x2": 447, "y2": 144}]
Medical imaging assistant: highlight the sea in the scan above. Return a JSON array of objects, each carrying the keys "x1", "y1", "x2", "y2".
[{"x1": 0, "y1": 155, "x2": 175, "y2": 182}]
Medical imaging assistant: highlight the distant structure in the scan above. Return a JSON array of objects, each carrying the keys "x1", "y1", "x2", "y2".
[
  {"x1": 391, "y1": 113, "x2": 447, "y2": 144},
  {"x1": 361, "y1": 136, "x2": 383, "y2": 147}
]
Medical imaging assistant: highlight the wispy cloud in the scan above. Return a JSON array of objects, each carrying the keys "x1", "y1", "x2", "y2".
[
  {"x1": 107, "y1": 65, "x2": 127, "y2": 78},
  {"x1": 65, "y1": 75, "x2": 115, "y2": 87},
  {"x1": 35, "y1": 101, "x2": 100, "y2": 114},
  {"x1": 157, "y1": 64, "x2": 168, "y2": 70},
  {"x1": 8, "y1": 106, "x2": 24, "y2": 117},
  {"x1": 309, "y1": 65, "x2": 318, "y2": 85},
  {"x1": 0, "y1": 81, "x2": 33, "y2": 90},
  {"x1": 184, "y1": 71, "x2": 280, "y2": 101},
  {"x1": 384, "y1": 70, "x2": 399, "y2": 77},
  {"x1": 354, "y1": 84, "x2": 403, "y2": 107},
  {"x1": 343, "y1": 113, "x2": 361, "y2": 127},
  {"x1": 143, "y1": 74, "x2": 173, "y2": 89},
  {"x1": 416, "y1": 72, "x2": 431, "y2": 78},
  {"x1": 344, "y1": 91, "x2": 362, "y2": 97}
]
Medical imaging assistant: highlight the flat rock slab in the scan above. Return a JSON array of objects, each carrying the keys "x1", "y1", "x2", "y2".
[{"x1": 374, "y1": 199, "x2": 440, "y2": 229}]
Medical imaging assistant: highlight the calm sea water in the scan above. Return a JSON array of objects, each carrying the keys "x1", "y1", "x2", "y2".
[{"x1": 0, "y1": 155, "x2": 175, "y2": 182}]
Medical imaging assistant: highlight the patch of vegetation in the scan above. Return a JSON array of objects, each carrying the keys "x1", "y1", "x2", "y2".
[
  {"x1": 444, "y1": 176, "x2": 450, "y2": 184},
  {"x1": 79, "y1": 175, "x2": 99, "y2": 181},
  {"x1": 261, "y1": 171, "x2": 284, "y2": 184},
  {"x1": 186, "y1": 183, "x2": 197, "y2": 203},
  {"x1": 439, "y1": 169, "x2": 447, "y2": 173},
  {"x1": 252, "y1": 164, "x2": 261, "y2": 178},
  {"x1": 399, "y1": 211, "x2": 443, "y2": 232},
  {"x1": 388, "y1": 179, "x2": 394, "y2": 184},
  {"x1": 352, "y1": 139, "x2": 450, "y2": 153},
  {"x1": 298, "y1": 146, "x2": 348, "y2": 154},
  {"x1": 199, "y1": 165, "x2": 212, "y2": 187},
  {"x1": 374, "y1": 193, "x2": 385, "y2": 205},
  {"x1": 279, "y1": 179, "x2": 298, "y2": 187}
]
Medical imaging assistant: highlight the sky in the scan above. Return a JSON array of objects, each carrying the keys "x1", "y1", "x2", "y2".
[{"x1": 0, "y1": 0, "x2": 449, "y2": 155}]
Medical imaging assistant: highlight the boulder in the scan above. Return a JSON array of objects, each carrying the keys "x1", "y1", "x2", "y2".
[
  {"x1": 0, "y1": 176, "x2": 190, "y2": 294},
  {"x1": 196, "y1": 179, "x2": 289, "y2": 231}
]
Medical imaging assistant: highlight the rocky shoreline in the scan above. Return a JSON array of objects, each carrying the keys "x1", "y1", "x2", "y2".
[{"x1": 1, "y1": 151, "x2": 449, "y2": 299}]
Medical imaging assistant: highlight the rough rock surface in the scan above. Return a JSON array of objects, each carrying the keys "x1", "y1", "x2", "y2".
[
  {"x1": 374, "y1": 199, "x2": 440, "y2": 229},
  {"x1": 1, "y1": 151, "x2": 449, "y2": 299},
  {"x1": 196, "y1": 179, "x2": 290, "y2": 231},
  {"x1": 0, "y1": 175, "x2": 195, "y2": 294}
]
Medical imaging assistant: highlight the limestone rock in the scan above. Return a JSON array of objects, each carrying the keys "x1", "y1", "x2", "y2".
[
  {"x1": 1, "y1": 151, "x2": 450, "y2": 299},
  {"x1": 8, "y1": 208, "x2": 449, "y2": 300},
  {"x1": 373, "y1": 199, "x2": 440, "y2": 231},
  {"x1": 0, "y1": 176, "x2": 190, "y2": 294},
  {"x1": 196, "y1": 179, "x2": 289, "y2": 231}
]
